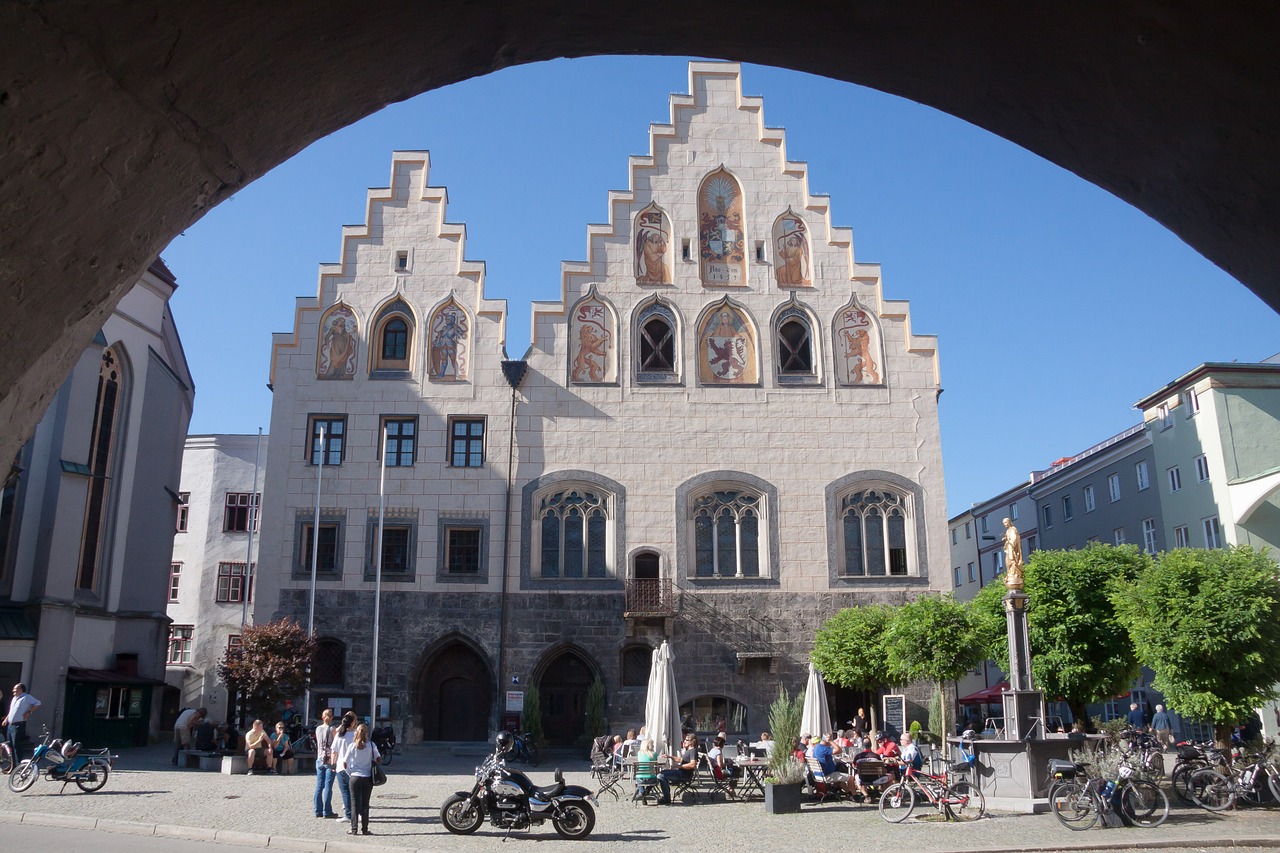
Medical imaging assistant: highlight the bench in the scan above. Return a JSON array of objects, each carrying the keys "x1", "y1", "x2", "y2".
[
  {"x1": 198, "y1": 753, "x2": 223, "y2": 771},
  {"x1": 221, "y1": 755, "x2": 248, "y2": 775},
  {"x1": 277, "y1": 757, "x2": 297, "y2": 775}
]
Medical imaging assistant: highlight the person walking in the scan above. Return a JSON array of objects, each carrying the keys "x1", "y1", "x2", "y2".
[
  {"x1": 1127, "y1": 702, "x2": 1147, "y2": 731},
  {"x1": 313, "y1": 709, "x2": 339, "y2": 819},
  {"x1": 1151, "y1": 704, "x2": 1174, "y2": 751},
  {"x1": 2, "y1": 683, "x2": 41, "y2": 761},
  {"x1": 343, "y1": 723, "x2": 381, "y2": 835},
  {"x1": 330, "y1": 712, "x2": 358, "y2": 822}
]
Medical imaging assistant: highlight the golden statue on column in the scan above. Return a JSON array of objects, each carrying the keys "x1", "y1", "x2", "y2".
[{"x1": 1003, "y1": 517, "x2": 1024, "y2": 590}]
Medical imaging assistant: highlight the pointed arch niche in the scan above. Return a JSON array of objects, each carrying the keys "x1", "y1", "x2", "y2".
[
  {"x1": 772, "y1": 208, "x2": 812, "y2": 287},
  {"x1": 696, "y1": 297, "x2": 759, "y2": 386},
  {"x1": 370, "y1": 296, "x2": 416, "y2": 377},
  {"x1": 426, "y1": 297, "x2": 470, "y2": 382},
  {"x1": 633, "y1": 296, "x2": 682, "y2": 385},
  {"x1": 316, "y1": 303, "x2": 359, "y2": 380},
  {"x1": 772, "y1": 296, "x2": 821, "y2": 385},
  {"x1": 568, "y1": 287, "x2": 617, "y2": 385},
  {"x1": 697, "y1": 167, "x2": 747, "y2": 286},
  {"x1": 832, "y1": 294, "x2": 885, "y2": 386},
  {"x1": 634, "y1": 203, "x2": 673, "y2": 285}
]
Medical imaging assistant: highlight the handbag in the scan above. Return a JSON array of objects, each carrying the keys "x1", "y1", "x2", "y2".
[{"x1": 372, "y1": 763, "x2": 387, "y2": 786}]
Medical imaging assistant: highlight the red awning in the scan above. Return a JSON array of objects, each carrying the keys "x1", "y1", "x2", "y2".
[{"x1": 957, "y1": 682, "x2": 1010, "y2": 704}]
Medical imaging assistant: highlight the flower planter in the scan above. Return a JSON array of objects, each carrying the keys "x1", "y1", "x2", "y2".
[{"x1": 764, "y1": 781, "x2": 804, "y2": 814}]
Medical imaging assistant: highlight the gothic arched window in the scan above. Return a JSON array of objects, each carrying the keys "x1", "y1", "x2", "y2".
[
  {"x1": 692, "y1": 489, "x2": 762, "y2": 578},
  {"x1": 635, "y1": 301, "x2": 680, "y2": 383},
  {"x1": 371, "y1": 299, "x2": 414, "y2": 373},
  {"x1": 79, "y1": 347, "x2": 123, "y2": 591},
  {"x1": 841, "y1": 488, "x2": 912, "y2": 576},
  {"x1": 536, "y1": 488, "x2": 610, "y2": 579}
]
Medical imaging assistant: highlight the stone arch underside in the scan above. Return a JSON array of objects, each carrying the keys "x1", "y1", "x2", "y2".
[{"x1": 3, "y1": 2, "x2": 1279, "y2": 473}]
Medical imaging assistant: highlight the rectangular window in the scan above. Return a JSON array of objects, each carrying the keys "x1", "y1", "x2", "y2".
[
  {"x1": 223, "y1": 492, "x2": 260, "y2": 532},
  {"x1": 1062, "y1": 495, "x2": 1074, "y2": 521},
  {"x1": 1087, "y1": 536, "x2": 1099, "y2": 544},
  {"x1": 309, "y1": 416, "x2": 346, "y2": 466},
  {"x1": 1114, "y1": 527, "x2": 1126, "y2": 545},
  {"x1": 1136, "y1": 461, "x2": 1150, "y2": 491},
  {"x1": 168, "y1": 562, "x2": 181, "y2": 603},
  {"x1": 371, "y1": 525, "x2": 412, "y2": 574},
  {"x1": 967, "y1": 561, "x2": 975, "y2": 583},
  {"x1": 1174, "y1": 525, "x2": 1190, "y2": 548},
  {"x1": 950, "y1": 528, "x2": 957, "y2": 545},
  {"x1": 176, "y1": 491, "x2": 190, "y2": 532},
  {"x1": 1168, "y1": 466, "x2": 1182, "y2": 493},
  {"x1": 215, "y1": 561, "x2": 253, "y2": 603},
  {"x1": 167, "y1": 625, "x2": 193, "y2": 665},
  {"x1": 1158, "y1": 403, "x2": 1172, "y2": 430},
  {"x1": 302, "y1": 524, "x2": 339, "y2": 573},
  {"x1": 995, "y1": 551, "x2": 1005, "y2": 575},
  {"x1": 1203, "y1": 517, "x2": 1222, "y2": 548},
  {"x1": 381, "y1": 417, "x2": 417, "y2": 467},
  {"x1": 980, "y1": 516, "x2": 989, "y2": 534},
  {"x1": 953, "y1": 566, "x2": 962, "y2": 586},
  {"x1": 449, "y1": 417, "x2": 485, "y2": 467},
  {"x1": 1185, "y1": 387, "x2": 1200, "y2": 416},
  {"x1": 446, "y1": 527, "x2": 482, "y2": 574},
  {"x1": 1108, "y1": 473, "x2": 1121, "y2": 502},
  {"x1": 1195, "y1": 454, "x2": 1210, "y2": 482},
  {"x1": 1042, "y1": 504, "x2": 1053, "y2": 528},
  {"x1": 1083, "y1": 485, "x2": 1096, "y2": 512},
  {"x1": 93, "y1": 686, "x2": 144, "y2": 720},
  {"x1": 1142, "y1": 518, "x2": 1157, "y2": 554},
  {"x1": 964, "y1": 522, "x2": 971, "y2": 540},
  {"x1": 1010, "y1": 503, "x2": 1019, "y2": 521},
  {"x1": 227, "y1": 634, "x2": 243, "y2": 655}
]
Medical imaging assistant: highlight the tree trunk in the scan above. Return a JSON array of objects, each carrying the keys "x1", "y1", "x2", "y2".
[
  {"x1": 1070, "y1": 699, "x2": 1090, "y2": 732},
  {"x1": 1215, "y1": 722, "x2": 1235, "y2": 751}
]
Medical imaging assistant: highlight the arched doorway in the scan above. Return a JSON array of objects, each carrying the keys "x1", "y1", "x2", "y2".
[
  {"x1": 538, "y1": 649, "x2": 596, "y2": 747},
  {"x1": 417, "y1": 641, "x2": 493, "y2": 741}
]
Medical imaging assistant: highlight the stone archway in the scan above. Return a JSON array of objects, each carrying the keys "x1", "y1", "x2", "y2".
[
  {"x1": 416, "y1": 640, "x2": 494, "y2": 742},
  {"x1": 4, "y1": 4, "x2": 1280, "y2": 470},
  {"x1": 535, "y1": 647, "x2": 600, "y2": 748}
]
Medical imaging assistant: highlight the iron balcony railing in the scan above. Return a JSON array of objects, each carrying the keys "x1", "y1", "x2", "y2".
[{"x1": 624, "y1": 578, "x2": 675, "y2": 615}]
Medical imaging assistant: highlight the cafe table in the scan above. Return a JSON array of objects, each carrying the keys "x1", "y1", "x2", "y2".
[{"x1": 734, "y1": 756, "x2": 771, "y2": 799}]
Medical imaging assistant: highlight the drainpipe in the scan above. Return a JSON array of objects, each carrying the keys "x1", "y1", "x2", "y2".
[{"x1": 496, "y1": 359, "x2": 528, "y2": 731}]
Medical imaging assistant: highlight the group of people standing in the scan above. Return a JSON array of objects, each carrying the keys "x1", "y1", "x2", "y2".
[{"x1": 313, "y1": 709, "x2": 382, "y2": 836}]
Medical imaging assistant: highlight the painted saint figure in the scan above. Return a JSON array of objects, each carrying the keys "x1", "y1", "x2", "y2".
[
  {"x1": 318, "y1": 307, "x2": 357, "y2": 379},
  {"x1": 1003, "y1": 518, "x2": 1024, "y2": 589},
  {"x1": 635, "y1": 208, "x2": 672, "y2": 284},
  {"x1": 774, "y1": 214, "x2": 810, "y2": 286},
  {"x1": 429, "y1": 305, "x2": 468, "y2": 379}
]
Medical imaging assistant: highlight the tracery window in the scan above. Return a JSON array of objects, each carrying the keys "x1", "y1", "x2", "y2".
[
  {"x1": 537, "y1": 489, "x2": 610, "y2": 579},
  {"x1": 841, "y1": 488, "x2": 912, "y2": 577},
  {"x1": 692, "y1": 490, "x2": 762, "y2": 578}
]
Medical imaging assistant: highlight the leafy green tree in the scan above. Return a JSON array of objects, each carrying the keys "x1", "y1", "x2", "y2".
[
  {"x1": 218, "y1": 618, "x2": 316, "y2": 725},
  {"x1": 522, "y1": 685, "x2": 545, "y2": 747},
  {"x1": 1112, "y1": 546, "x2": 1280, "y2": 744},
  {"x1": 882, "y1": 593, "x2": 984, "y2": 741},
  {"x1": 810, "y1": 603, "x2": 893, "y2": 693},
  {"x1": 971, "y1": 544, "x2": 1149, "y2": 725}
]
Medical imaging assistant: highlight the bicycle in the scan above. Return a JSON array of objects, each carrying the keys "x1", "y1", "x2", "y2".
[
  {"x1": 1170, "y1": 740, "x2": 1226, "y2": 804},
  {"x1": 506, "y1": 731, "x2": 539, "y2": 767},
  {"x1": 1050, "y1": 755, "x2": 1168, "y2": 830},
  {"x1": 285, "y1": 720, "x2": 318, "y2": 755},
  {"x1": 0, "y1": 739, "x2": 13, "y2": 775},
  {"x1": 1188, "y1": 747, "x2": 1280, "y2": 811},
  {"x1": 878, "y1": 764, "x2": 986, "y2": 823}
]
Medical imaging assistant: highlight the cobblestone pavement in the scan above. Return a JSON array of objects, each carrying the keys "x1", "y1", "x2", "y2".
[{"x1": 3, "y1": 743, "x2": 1280, "y2": 853}]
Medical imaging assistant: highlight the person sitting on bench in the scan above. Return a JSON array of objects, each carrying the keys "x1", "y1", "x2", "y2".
[{"x1": 245, "y1": 719, "x2": 276, "y2": 775}]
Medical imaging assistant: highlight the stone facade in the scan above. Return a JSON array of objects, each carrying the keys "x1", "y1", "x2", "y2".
[{"x1": 257, "y1": 63, "x2": 946, "y2": 744}]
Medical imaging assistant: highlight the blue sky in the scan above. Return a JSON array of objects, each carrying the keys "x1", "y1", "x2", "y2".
[{"x1": 161, "y1": 57, "x2": 1280, "y2": 518}]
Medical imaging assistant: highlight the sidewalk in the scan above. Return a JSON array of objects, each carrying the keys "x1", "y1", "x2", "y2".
[{"x1": 3, "y1": 742, "x2": 1280, "y2": 852}]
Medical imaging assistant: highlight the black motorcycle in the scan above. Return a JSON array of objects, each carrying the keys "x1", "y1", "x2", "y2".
[
  {"x1": 441, "y1": 734, "x2": 597, "y2": 839},
  {"x1": 371, "y1": 725, "x2": 396, "y2": 765}
]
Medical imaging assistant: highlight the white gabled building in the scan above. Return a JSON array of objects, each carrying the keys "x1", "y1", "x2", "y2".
[
  {"x1": 256, "y1": 62, "x2": 948, "y2": 744},
  {"x1": 166, "y1": 433, "x2": 267, "y2": 726}
]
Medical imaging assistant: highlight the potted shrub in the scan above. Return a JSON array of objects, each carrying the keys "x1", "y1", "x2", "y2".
[{"x1": 763, "y1": 688, "x2": 805, "y2": 814}]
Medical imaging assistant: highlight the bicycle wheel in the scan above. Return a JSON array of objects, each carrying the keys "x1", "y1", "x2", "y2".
[
  {"x1": 8, "y1": 760, "x2": 38, "y2": 793},
  {"x1": 0, "y1": 745, "x2": 13, "y2": 775},
  {"x1": 878, "y1": 782, "x2": 916, "y2": 823},
  {"x1": 1189, "y1": 767, "x2": 1234, "y2": 812},
  {"x1": 1267, "y1": 767, "x2": 1280, "y2": 804},
  {"x1": 380, "y1": 745, "x2": 393, "y2": 765},
  {"x1": 1121, "y1": 779, "x2": 1168, "y2": 827},
  {"x1": 945, "y1": 780, "x2": 985, "y2": 821},
  {"x1": 1050, "y1": 780, "x2": 1099, "y2": 831},
  {"x1": 526, "y1": 741, "x2": 540, "y2": 767},
  {"x1": 1171, "y1": 763, "x2": 1202, "y2": 804}
]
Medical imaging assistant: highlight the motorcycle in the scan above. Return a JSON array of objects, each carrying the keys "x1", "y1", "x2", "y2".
[
  {"x1": 441, "y1": 733, "x2": 597, "y2": 839},
  {"x1": 371, "y1": 725, "x2": 396, "y2": 765},
  {"x1": 8, "y1": 728, "x2": 116, "y2": 793}
]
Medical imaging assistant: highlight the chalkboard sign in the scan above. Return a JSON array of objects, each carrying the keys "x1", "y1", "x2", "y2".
[{"x1": 882, "y1": 694, "x2": 906, "y2": 737}]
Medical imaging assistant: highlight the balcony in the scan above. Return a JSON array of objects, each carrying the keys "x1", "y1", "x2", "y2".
[{"x1": 624, "y1": 578, "x2": 675, "y2": 616}]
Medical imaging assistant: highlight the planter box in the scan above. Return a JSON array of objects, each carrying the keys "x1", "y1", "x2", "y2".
[{"x1": 764, "y1": 782, "x2": 803, "y2": 814}]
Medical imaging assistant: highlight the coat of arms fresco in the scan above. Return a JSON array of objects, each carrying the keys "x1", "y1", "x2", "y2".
[
  {"x1": 698, "y1": 301, "x2": 757, "y2": 384},
  {"x1": 834, "y1": 298, "x2": 883, "y2": 385},
  {"x1": 698, "y1": 169, "x2": 746, "y2": 286},
  {"x1": 569, "y1": 293, "x2": 615, "y2": 384}
]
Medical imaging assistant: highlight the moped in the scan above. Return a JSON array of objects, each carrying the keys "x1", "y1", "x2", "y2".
[{"x1": 8, "y1": 728, "x2": 116, "y2": 793}]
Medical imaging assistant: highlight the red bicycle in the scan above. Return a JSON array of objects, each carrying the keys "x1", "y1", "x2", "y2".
[{"x1": 879, "y1": 764, "x2": 986, "y2": 822}]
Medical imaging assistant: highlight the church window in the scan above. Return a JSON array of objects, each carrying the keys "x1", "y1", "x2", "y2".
[
  {"x1": 840, "y1": 488, "x2": 912, "y2": 577},
  {"x1": 78, "y1": 347, "x2": 122, "y2": 592},
  {"x1": 692, "y1": 490, "x2": 762, "y2": 578},
  {"x1": 536, "y1": 489, "x2": 609, "y2": 579}
]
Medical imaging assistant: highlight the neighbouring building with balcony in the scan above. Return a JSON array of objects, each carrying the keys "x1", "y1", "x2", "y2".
[
  {"x1": 0, "y1": 260, "x2": 194, "y2": 747},
  {"x1": 254, "y1": 62, "x2": 950, "y2": 745},
  {"x1": 164, "y1": 433, "x2": 268, "y2": 728}
]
